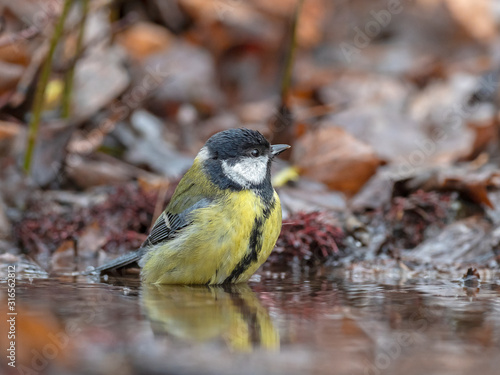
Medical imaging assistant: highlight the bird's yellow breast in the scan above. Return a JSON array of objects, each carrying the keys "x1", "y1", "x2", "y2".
[{"x1": 141, "y1": 189, "x2": 281, "y2": 284}]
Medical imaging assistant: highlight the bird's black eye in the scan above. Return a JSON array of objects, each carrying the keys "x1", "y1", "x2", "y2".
[{"x1": 250, "y1": 149, "x2": 260, "y2": 157}]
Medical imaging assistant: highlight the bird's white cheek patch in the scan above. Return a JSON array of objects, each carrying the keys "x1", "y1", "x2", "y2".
[{"x1": 222, "y1": 156, "x2": 268, "y2": 187}]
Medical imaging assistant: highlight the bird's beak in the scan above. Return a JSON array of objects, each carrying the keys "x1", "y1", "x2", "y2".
[{"x1": 271, "y1": 144, "x2": 291, "y2": 157}]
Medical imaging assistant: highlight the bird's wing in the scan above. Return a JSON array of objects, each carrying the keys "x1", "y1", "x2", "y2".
[
  {"x1": 81, "y1": 209, "x2": 190, "y2": 276},
  {"x1": 142, "y1": 165, "x2": 217, "y2": 248},
  {"x1": 83, "y1": 170, "x2": 215, "y2": 276},
  {"x1": 82, "y1": 204, "x2": 207, "y2": 276},
  {"x1": 142, "y1": 211, "x2": 189, "y2": 248}
]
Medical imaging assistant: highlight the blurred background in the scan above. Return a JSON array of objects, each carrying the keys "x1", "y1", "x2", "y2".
[
  {"x1": 2, "y1": 2, "x2": 500, "y2": 375},
  {"x1": 1, "y1": 0, "x2": 500, "y2": 272}
]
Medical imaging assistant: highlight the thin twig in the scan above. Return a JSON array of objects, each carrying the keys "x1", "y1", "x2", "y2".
[
  {"x1": 54, "y1": 12, "x2": 139, "y2": 74},
  {"x1": 271, "y1": 0, "x2": 304, "y2": 147},
  {"x1": 23, "y1": 0, "x2": 74, "y2": 174},
  {"x1": 280, "y1": 0, "x2": 304, "y2": 106},
  {"x1": 7, "y1": 8, "x2": 137, "y2": 110},
  {"x1": 62, "y1": 0, "x2": 89, "y2": 119}
]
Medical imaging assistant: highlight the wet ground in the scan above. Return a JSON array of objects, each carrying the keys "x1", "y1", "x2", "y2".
[{"x1": 1, "y1": 268, "x2": 500, "y2": 375}]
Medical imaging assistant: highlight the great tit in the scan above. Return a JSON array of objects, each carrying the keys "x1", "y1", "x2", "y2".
[{"x1": 88, "y1": 128, "x2": 290, "y2": 284}]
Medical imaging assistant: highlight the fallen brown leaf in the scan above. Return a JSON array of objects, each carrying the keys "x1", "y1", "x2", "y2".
[
  {"x1": 444, "y1": 0, "x2": 496, "y2": 41},
  {"x1": 0, "y1": 121, "x2": 21, "y2": 157},
  {"x1": 0, "y1": 60, "x2": 24, "y2": 95},
  {"x1": 293, "y1": 127, "x2": 381, "y2": 196},
  {"x1": 77, "y1": 222, "x2": 108, "y2": 259},
  {"x1": 51, "y1": 239, "x2": 76, "y2": 272},
  {"x1": 65, "y1": 154, "x2": 136, "y2": 189},
  {"x1": 116, "y1": 21, "x2": 174, "y2": 60}
]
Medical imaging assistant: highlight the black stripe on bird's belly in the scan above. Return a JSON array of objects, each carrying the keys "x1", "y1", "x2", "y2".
[{"x1": 224, "y1": 198, "x2": 276, "y2": 283}]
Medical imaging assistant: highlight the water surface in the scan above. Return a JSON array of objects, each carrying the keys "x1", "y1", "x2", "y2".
[{"x1": 1, "y1": 269, "x2": 499, "y2": 375}]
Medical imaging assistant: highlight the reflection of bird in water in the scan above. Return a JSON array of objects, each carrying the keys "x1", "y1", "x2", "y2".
[{"x1": 141, "y1": 283, "x2": 279, "y2": 351}]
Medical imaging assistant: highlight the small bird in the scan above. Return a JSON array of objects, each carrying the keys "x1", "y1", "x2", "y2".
[{"x1": 89, "y1": 128, "x2": 290, "y2": 284}]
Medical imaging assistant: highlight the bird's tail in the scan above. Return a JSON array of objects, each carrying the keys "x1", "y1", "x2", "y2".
[{"x1": 81, "y1": 250, "x2": 143, "y2": 276}]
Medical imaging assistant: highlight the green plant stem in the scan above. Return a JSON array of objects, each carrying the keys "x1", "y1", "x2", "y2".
[
  {"x1": 280, "y1": 0, "x2": 304, "y2": 105},
  {"x1": 23, "y1": 0, "x2": 73, "y2": 174},
  {"x1": 62, "y1": 0, "x2": 89, "y2": 119}
]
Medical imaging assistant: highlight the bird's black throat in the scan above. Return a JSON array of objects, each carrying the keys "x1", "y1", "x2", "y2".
[{"x1": 223, "y1": 198, "x2": 276, "y2": 284}]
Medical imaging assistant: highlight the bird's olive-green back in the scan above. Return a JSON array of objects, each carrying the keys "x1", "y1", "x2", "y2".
[{"x1": 166, "y1": 159, "x2": 221, "y2": 215}]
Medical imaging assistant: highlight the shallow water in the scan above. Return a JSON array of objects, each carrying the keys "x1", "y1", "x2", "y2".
[{"x1": 1, "y1": 269, "x2": 500, "y2": 375}]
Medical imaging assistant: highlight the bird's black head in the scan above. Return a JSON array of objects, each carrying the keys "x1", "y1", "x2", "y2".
[{"x1": 197, "y1": 128, "x2": 289, "y2": 194}]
